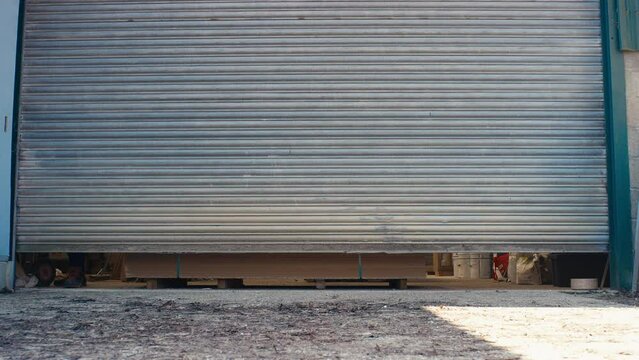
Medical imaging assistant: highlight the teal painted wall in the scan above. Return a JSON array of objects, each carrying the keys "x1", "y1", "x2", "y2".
[
  {"x1": 603, "y1": 0, "x2": 635, "y2": 290},
  {"x1": 0, "y1": 0, "x2": 20, "y2": 260},
  {"x1": 619, "y1": 0, "x2": 639, "y2": 51}
]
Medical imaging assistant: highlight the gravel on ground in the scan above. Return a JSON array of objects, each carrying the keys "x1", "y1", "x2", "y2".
[{"x1": 1, "y1": 289, "x2": 638, "y2": 359}]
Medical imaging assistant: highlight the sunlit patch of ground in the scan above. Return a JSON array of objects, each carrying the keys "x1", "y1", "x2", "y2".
[{"x1": 427, "y1": 304, "x2": 639, "y2": 359}]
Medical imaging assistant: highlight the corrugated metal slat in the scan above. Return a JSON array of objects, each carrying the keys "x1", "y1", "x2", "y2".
[{"x1": 16, "y1": 0, "x2": 608, "y2": 253}]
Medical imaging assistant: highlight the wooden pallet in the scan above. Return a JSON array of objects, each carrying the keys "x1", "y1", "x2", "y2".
[{"x1": 125, "y1": 253, "x2": 426, "y2": 289}]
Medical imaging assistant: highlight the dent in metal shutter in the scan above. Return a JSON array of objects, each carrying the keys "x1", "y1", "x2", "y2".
[{"x1": 16, "y1": 0, "x2": 608, "y2": 253}]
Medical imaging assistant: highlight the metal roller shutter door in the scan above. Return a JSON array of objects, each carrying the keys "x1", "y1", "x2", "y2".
[{"x1": 16, "y1": 0, "x2": 608, "y2": 253}]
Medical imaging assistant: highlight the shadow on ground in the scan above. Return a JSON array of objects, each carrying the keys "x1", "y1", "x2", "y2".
[{"x1": 0, "y1": 289, "x2": 524, "y2": 359}]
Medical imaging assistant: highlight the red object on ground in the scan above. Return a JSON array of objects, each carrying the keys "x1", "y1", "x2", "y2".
[{"x1": 493, "y1": 253, "x2": 509, "y2": 281}]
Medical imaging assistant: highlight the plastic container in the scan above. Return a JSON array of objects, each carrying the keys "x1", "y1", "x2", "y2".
[
  {"x1": 452, "y1": 253, "x2": 470, "y2": 278},
  {"x1": 469, "y1": 253, "x2": 480, "y2": 279},
  {"x1": 570, "y1": 278, "x2": 598, "y2": 290}
]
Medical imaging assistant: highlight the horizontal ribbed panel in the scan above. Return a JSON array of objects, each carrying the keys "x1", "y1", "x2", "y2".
[{"x1": 16, "y1": 0, "x2": 608, "y2": 253}]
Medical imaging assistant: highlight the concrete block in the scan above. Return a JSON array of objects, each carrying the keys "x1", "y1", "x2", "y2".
[
  {"x1": 627, "y1": 130, "x2": 639, "y2": 158},
  {"x1": 625, "y1": 53, "x2": 639, "y2": 72},
  {"x1": 630, "y1": 159, "x2": 639, "y2": 190},
  {"x1": 625, "y1": 55, "x2": 639, "y2": 179},
  {"x1": 631, "y1": 188, "x2": 639, "y2": 220}
]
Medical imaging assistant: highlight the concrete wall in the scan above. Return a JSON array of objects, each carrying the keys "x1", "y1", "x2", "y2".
[
  {"x1": 627, "y1": 53, "x2": 639, "y2": 291},
  {"x1": 626, "y1": 53, "x2": 639, "y2": 236}
]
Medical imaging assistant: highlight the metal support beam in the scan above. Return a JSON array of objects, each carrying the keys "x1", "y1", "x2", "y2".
[
  {"x1": 633, "y1": 202, "x2": 639, "y2": 292},
  {"x1": 0, "y1": 0, "x2": 20, "y2": 292},
  {"x1": 601, "y1": 0, "x2": 635, "y2": 291}
]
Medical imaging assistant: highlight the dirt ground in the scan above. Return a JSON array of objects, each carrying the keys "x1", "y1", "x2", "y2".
[{"x1": 1, "y1": 288, "x2": 638, "y2": 359}]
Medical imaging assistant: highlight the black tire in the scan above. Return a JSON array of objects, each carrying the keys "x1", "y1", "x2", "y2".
[{"x1": 34, "y1": 259, "x2": 55, "y2": 287}]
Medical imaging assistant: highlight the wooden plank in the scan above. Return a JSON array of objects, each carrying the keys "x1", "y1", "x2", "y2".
[
  {"x1": 217, "y1": 278, "x2": 244, "y2": 289},
  {"x1": 314, "y1": 279, "x2": 326, "y2": 289},
  {"x1": 107, "y1": 254, "x2": 126, "y2": 280},
  {"x1": 126, "y1": 253, "x2": 427, "y2": 280},
  {"x1": 389, "y1": 279, "x2": 408, "y2": 290},
  {"x1": 181, "y1": 253, "x2": 359, "y2": 279},
  {"x1": 125, "y1": 253, "x2": 176, "y2": 278},
  {"x1": 433, "y1": 253, "x2": 442, "y2": 276},
  {"x1": 361, "y1": 254, "x2": 426, "y2": 279},
  {"x1": 146, "y1": 279, "x2": 159, "y2": 289},
  {"x1": 146, "y1": 278, "x2": 187, "y2": 289}
]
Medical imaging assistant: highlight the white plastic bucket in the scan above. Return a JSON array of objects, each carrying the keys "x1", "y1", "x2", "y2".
[
  {"x1": 452, "y1": 253, "x2": 470, "y2": 278},
  {"x1": 469, "y1": 253, "x2": 480, "y2": 279}
]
